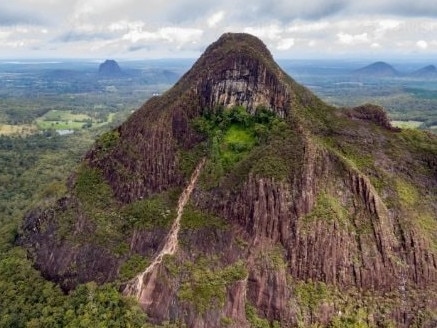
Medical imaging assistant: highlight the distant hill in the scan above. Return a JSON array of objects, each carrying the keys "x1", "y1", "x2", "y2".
[
  {"x1": 410, "y1": 65, "x2": 437, "y2": 78},
  {"x1": 354, "y1": 61, "x2": 399, "y2": 77},
  {"x1": 98, "y1": 59, "x2": 122, "y2": 77},
  {"x1": 137, "y1": 68, "x2": 180, "y2": 84}
]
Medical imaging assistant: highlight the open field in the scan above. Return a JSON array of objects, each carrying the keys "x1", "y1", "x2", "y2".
[
  {"x1": 36, "y1": 110, "x2": 92, "y2": 130},
  {"x1": 0, "y1": 124, "x2": 37, "y2": 135},
  {"x1": 391, "y1": 120, "x2": 424, "y2": 129},
  {"x1": 35, "y1": 110, "x2": 116, "y2": 131},
  {"x1": 41, "y1": 109, "x2": 91, "y2": 122}
]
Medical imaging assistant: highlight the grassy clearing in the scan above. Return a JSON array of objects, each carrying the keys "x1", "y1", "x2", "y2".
[
  {"x1": 35, "y1": 110, "x2": 94, "y2": 130},
  {"x1": 36, "y1": 120, "x2": 85, "y2": 130},
  {"x1": 36, "y1": 110, "x2": 91, "y2": 130},
  {"x1": 1, "y1": 111, "x2": 115, "y2": 136},
  {"x1": 0, "y1": 124, "x2": 36, "y2": 135},
  {"x1": 391, "y1": 120, "x2": 423, "y2": 129},
  {"x1": 221, "y1": 124, "x2": 256, "y2": 165},
  {"x1": 107, "y1": 112, "x2": 115, "y2": 123},
  {"x1": 41, "y1": 110, "x2": 90, "y2": 122},
  {"x1": 223, "y1": 124, "x2": 255, "y2": 148}
]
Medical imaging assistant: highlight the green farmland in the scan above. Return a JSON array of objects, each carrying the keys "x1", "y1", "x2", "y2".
[{"x1": 35, "y1": 110, "x2": 115, "y2": 131}]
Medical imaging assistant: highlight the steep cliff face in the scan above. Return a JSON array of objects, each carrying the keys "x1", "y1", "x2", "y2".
[{"x1": 20, "y1": 33, "x2": 437, "y2": 327}]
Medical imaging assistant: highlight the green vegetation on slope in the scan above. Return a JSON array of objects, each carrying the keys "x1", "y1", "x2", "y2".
[
  {"x1": 191, "y1": 105, "x2": 302, "y2": 187},
  {"x1": 193, "y1": 105, "x2": 260, "y2": 173},
  {"x1": 123, "y1": 189, "x2": 179, "y2": 229},
  {"x1": 303, "y1": 191, "x2": 350, "y2": 229},
  {"x1": 180, "y1": 204, "x2": 228, "y2": 230},
  {"x1": 177, "y1": 257, "x2": 247, "y2": 313}
]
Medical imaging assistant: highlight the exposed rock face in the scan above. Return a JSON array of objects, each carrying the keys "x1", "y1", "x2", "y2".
[
  {"x1": 98, "y1": 59, "x2": 122, "y2": 77},
  {"x1": 20, "y1": 197, "x2": 123, "y2": 290},
  {"x1": 20, "y1": 33, "x2": 437, "y2": 327},
  {"x1": 345, "y1": 104, "x2": 400, "y2": 131}
]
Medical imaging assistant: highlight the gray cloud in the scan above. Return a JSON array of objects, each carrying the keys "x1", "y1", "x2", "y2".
[
  {"x1": 128, "y1": 44, "x2": 150, "y2": 52},
  {"x1": 349, "y1": 0, "x2": 437, "y2": 18},
  {"x1": 0, "y1": 7, "x2": 45, "y2": 26},
  {"x1": 233, "y1": 0, "x2": 346, "y2": 22},
  {"x1": 55, "y1": 31, "x2": 114, "y2": 43},
  {"x1": 1, "y1": 0, "x2": 437, "y2": 58}
]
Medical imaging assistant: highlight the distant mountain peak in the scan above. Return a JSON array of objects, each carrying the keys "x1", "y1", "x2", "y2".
[
  {"x1": 354, "y1": 61, "x2": 399, "y2": 77},
  {"x1": 98, "y1": 59, "x2": 122, "y2": 76},
  {"x1": 422, "y1": 64, "x2": 436, "y2": 70},
  {"x1": 410, "y1": 64, "x2": 437, "y2": 78}
]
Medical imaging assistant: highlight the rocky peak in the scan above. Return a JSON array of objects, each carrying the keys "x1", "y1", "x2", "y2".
[
  {"x1": 345, "y1": 103, "x2": 400, "y2": 131},
  {"x1": 173, "y1": 33, "x2": 310, "y2": 117}
]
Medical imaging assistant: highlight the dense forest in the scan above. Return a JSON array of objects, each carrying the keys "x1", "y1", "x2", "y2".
[{"x1": 0, "y1": 130, "x2": 153, "y2": 327}]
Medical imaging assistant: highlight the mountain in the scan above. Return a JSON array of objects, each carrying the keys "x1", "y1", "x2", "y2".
[
  {"x1": 137, "y1": 68, "x2": 180, "y2": 84},
  {"x1": 410, "y1": 64, "x2": 437, "y2": 78},
  {"x1": 354, "y1": 61, "x2": 399, "y2": 77},
  {"x1": 20, "y1": 33, "x2": 437, "y2": 327},
  {"x1": 98, "y1": 59, "x2": 123, "y2": 77}
]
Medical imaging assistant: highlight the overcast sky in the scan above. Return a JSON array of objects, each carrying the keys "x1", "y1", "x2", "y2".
[{"x1": 1, "y1": 0, "x2": 437, "y2": 60}]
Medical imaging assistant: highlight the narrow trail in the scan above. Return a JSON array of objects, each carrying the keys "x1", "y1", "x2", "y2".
[{"x1": 123, "y1": 158, "x2": 206, "y2": 299}]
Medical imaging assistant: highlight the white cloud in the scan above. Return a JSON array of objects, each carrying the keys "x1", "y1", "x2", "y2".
[
  {"x1": 0, "y1": 30, "x2": 11, "y2": 40},
  {"x1": 159, "y1": 27, "x2": 203, "y2": 44},
  {"x1": 122, "y1": 27, "x2": 203, "y2": 46},
  {"x1": 288, "y1": 21, "x2": 329, "y2": 33},
  {"x1": 337, "y1": 32, "x2": 369, "y2": 45},
  {"x1": 243, "y1": 25, "x2": 283, "y2": 40},
  {"x1": 421, "y1": 21, "x2": 437, "y2": 31},
  {"x1": 416, "y1": 40, "x2": 428, "y2": 49},
  {"x1": 73, "y1": 0, "x2": 127, "y2": 19},
  {"x1": 378, "y1": 19, "x2": 401, "y2": 30},
  {"x1": 207, "y1": 11, "x2": 225, "y2": 28},
  {"x1": 122, "y1": 30, "x2": 159, "y2": 43},
  {"x1": 277, "y1": 38, "x2": 295, "y2": 50},
  {"x1": 373, "y1": 19, "x2": 402, "y2": 39},
  {"x1": 108, "y1": 21, "x2": 144, "y2": 33}
]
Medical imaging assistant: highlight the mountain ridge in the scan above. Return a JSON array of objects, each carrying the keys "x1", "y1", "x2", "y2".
[{"x1": 20, "y1": 33, "x2": 437, "y2": 328}]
